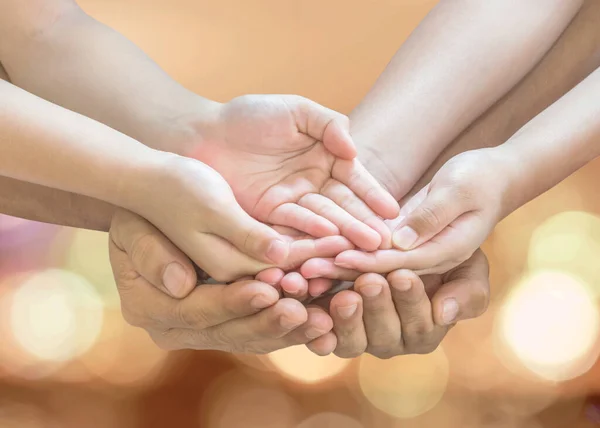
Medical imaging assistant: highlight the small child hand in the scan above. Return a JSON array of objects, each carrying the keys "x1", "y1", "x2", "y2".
[
  {"x1": 120, "y1": 154, "x2": 353, "y2": 282},
  {"x1": 332, "y1": 148, "x2": 516, "y2": 275}
]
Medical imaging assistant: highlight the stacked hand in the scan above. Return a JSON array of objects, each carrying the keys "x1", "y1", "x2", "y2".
[
  {"x1": 112, "y1": 94, "x2": 493, "y2": 359},
  {"x1": 121, "y1": 95, "x2": 398, "y2": 284}
]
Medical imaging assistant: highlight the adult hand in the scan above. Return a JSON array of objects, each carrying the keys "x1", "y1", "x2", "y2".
[
  {"x1": 109, "y1": 209, "x2": 333, "y2": 353},
  {"x1": 192, "y1": 94, "x2": 399, "y2": 251},
  {"x1": 306, "y1": 250, "x2": 490, "y2": 358}
]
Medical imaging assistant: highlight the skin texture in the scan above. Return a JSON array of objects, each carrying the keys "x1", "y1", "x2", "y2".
[{"x1": 1, "y1": 0, "x2": 598, "y2": 356}]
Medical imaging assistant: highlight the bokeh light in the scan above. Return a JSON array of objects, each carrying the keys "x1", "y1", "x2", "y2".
[
  {"x1": 358, "y1": 348, "x2": 449, "y2": 418},
  {"x1": 268, "y1": 345, "x2": 352, "y2": 385},
  {"x1": 81, "y1": 311, "x2": 169, "y2": 387},
  {"x1": 497, "y1": 271, "x2": 600, "y2": 381},
  {"x1": 9, "y1": 269, "x2": 104, "y2": 363},
  {"x1": 528, "y1": 211, "x2": 600, "y2": 296},
  {"x1": 200, "y1": 371, "x2": 299, "y2": 428},
  {"x1": 66, "y1": 229, "x2": 120, "y2": 308}
]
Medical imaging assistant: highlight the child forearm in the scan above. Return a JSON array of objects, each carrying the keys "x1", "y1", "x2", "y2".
[
  {"x1": 0, "y1": 79, "x2": 162, "y2": 209},
  {"x1": 352, "y1": 0, "x2": 583, "y2": 198},
  {"x1": 499, "y1": 66, "x2": 600, "y2": 217}
]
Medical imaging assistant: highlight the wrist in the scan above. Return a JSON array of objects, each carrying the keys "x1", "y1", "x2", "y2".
[
  {"x1": 152, "y1": 97, "x2": 224, "y2": 158},
  {"x1": 113, "y1": 148, "x2": 183, "y2": 214},
  {"x1": 484, "y1": 145, "x2": 527, "y2": 220},
  {"x1": 354, "y1": 133, "x2": 420, "y2": 201}
]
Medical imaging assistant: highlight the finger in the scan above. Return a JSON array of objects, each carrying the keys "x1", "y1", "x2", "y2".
[
  {"x1": 387, "y1": 270, "x2": 440, "y2": 353},
  {"x1": 306, "y1": 331, "x2": 338, "y2": 356},
  {"x1": 255, "y1": 267, "x2": 285, "y2": 288},
  {"x1": 209, "y1": 201, "x2": 290, "y2": 265},
  {"x1": 168, "y1": 280, "x2": 281, "y2": 329},
  {"x1": 392, "y1": 186, "x2": 467, "y2": 250},
  {"x1": 354, "y1": 273, "x2": 402, "y2": 358},
  {"x1": 430, "y1": 249, "x2": 490, "y2": 326},
  {"x1": 329, "y1": 290, "x2": 367, "y2": 358},
  {"x1": 280, "y1": 272, "x2": 309, "y2": 301},
  {"x1": 283, "y1": 235, "x2": 354, "y2": 270},
  {"x1": 399, "y1": 184, "x2": 429, "y2": 217},
  {"x1": 332, "y1": 159, "x2": 399, "y2": 220},
  {"x1": 321, "y1": 179, "x2": 392, "y2": 248},
  {"x1": 196, "y1": 232, "x2": 352, "y2": 283},
  {"x1": 335, "y1": 213, "x2": 487, "y2": 275},
  {"x1": 109, "y1": 209, "x2": 197, "y2": 298},
  {"x1": 293, "y1": 97, "x2": 356, "y2": 160},
  {"x1": 300, "y1": 258, "x2": 361, "y2": 281},
  {"x1": 270, "y1": 306, "x2": 334, "y2": 350},
  {"x1": 299, "y1": 193, "x2": 381, "y2": 251},
  {"x1": 196, "y1": 299, "x2": 310, "y2": 353},
  {"x1": 269, "y1": 203, "x2": 339, "y2": 238},
  {"x1": 307, "y1": 278, "x2": 335, "y2": 298}
]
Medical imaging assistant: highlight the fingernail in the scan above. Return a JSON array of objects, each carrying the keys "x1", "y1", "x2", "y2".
[
  {"x1": 442, "y1": 298, "x2": 459, "y2": 325},
  {"x1": 360, "y1": 285, "x2": 382, "y2": 298},
  {"x1": 392, "y1": 278, "x2": 412, "y2": 292},
  {"x1": 393, "y1": 226, "x2": 418, "y2": 250},
  {"x1": 250, "y1": 294, "x2": 275, "y2": 309},
  {"x1": 266, "y1": 239, "x2": 287, "y2": 264},
  {"x1": 163, "y1": 262, "x2": 187, "y2": 297},
  {"x1": 305, "y1": 327, "x2": 324, "y2": 339},
  {"x1": 279, "y1": 315, "x2": 303, "y2": 330},
  {"x1": 337, "y1": 304, "x2": 357, "y2": 319}
]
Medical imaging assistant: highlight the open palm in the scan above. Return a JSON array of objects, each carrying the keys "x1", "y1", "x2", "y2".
[{"x1": 192, "y1": 95, "x2": 398, "y2": 251}]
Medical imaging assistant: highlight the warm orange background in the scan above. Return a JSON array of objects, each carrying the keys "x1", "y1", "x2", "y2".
[{"x1": 1, "y1": 1, "x2": 599, "y2": 427}]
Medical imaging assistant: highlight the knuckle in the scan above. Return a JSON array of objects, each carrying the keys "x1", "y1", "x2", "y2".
[
  {"x1": 366, "y1": 344, "x2": 397, "y2": 360},
  {"x1": 173, "y1": 301, "x2": 210, "y2": 329},
  {"x1": 416, "y1": 205, "x2": 444, "y2": 231},
  {"x1": 129, "y1": 233, "x2": 159, "y2": 267},
  {"x1": 334, "y1": 341, "x2": 367, "y2": 359},
  {"x1": 404, "y1": 322, "x2": 436, "y2": 343}
]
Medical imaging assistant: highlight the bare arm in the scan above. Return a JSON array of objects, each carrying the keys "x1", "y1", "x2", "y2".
[
  {"x1": 351, "y1": 0, "x2": 584, "y2": 199},
  {"x1": 0, "y1": 0, "x2": 215, "y2": 155},
  {"x1": 0, "y1": 59, "x2": 115, "y2": 230}
]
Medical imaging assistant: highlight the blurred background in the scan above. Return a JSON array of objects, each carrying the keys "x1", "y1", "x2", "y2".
[{"x1": 1, "y1": 0, "x2": 599, "y2": 427}]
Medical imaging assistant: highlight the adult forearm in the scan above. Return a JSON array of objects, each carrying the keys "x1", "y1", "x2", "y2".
[
  {"x1": 351, "y1": 0, "x2": 583, "y2": 199},
  {"x1": 0, "y1": 2, "x2": 217, "y2": 155},
  {"x1": 0, "y1": 176, "x2": 114, "y2": 231},
  {"x1": 410, "y1": 0, "x2": 600, "y2": 195}
]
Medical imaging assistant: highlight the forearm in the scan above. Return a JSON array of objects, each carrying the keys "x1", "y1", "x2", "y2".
[
  {"x1": 0, "y1": 1, "x2": 217, "y2": 155},
  {"x1": 0, "y1": 79, "x2": 160, "y2": 207},
  {"x1": 411, "y1": 0, "x2": 600, "y2": 193},
  {"x1": 352, "y1": 0, "x2": 583, "y2": 199},
  {"x1": 0, "y1": 58, "x2": 114, "y2": 230},
  {"x1": 0, "y1": 176, "x2": 114, "y2": 231},
  {"x1": 499, "y1": 66, "x2": 600, "y2": 217}
]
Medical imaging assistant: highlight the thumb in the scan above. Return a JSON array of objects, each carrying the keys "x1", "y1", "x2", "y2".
[
  {"x1": 392, "y1": 186, "x2": 465, "y2": 250},
  {"x1": 109, "y1": 209, "x2": 198, "y2": 299},
  {"x1": 209, "y1": 203, "x2": 290, "y2": 266},
  {"x1": 294, "y1": 97, "x2": 356, "y2": 160}
]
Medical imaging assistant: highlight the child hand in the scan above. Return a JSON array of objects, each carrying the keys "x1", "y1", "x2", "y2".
[
  {"x1": 119, "y1": 154, "x2": 353, "y2": 282},
  {"x1": 332, "y1": 148, "x2": 516, "y2": 275},
  {"x1": 191, "y1": 95, "x2": 399, "y2": 251}
]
